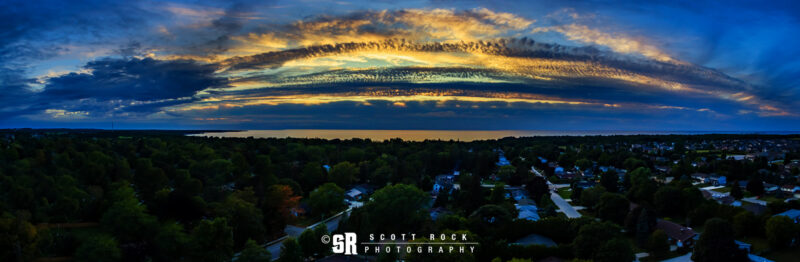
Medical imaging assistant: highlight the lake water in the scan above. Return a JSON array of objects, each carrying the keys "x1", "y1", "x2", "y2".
[{"x1": 186, "y1": 130, "x2": 787, "y2": 142}]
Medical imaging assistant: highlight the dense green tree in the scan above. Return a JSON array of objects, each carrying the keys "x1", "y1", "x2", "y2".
[
  {"x1": 730, "y1": 182, "x2": 744, "y2": 199},
  {"x1": 300, "y1": 162, "x2": 325, "y2": 192},
  {"x1": 653, "y1": 186, "x2": 683, "y2": 216},
  {"x1": 364, "y1": 184, "x2": 429, "y2": 233},
  {"x1": 648, "y1": 229, "x2": 670, "y2": 259},
  {"x1": 490, "y1": 183, "x2": 506, "y2": 204},
  {"x1": 74, "y1": 235, "x2": 121, "y2": 262},
  {"x1": 580, "y1": 186, "x2": 606, "y2": 210},
  {"x1": 308, "y1": 183, "x2": 346, "y2": 218},
  {"x1": 434, "y1": 187, "x2": 451, "y2": 207},
  {"x1": 599, "y1": 170, "x2": 619, "y2": 193},
  {"x1": 691, "y1": 218, "x2": 748, "y2": 262},
  {"x1": 746, "y1": 176, "x2": 765, "y2": 196},
  {"x1": 732, "y1": 211, "x2": 757, "y2": 237},
  {"x1": 191, "y1": 218, "x2": 234, "y2": 262},
  {"x1": 496, "y1": 165, "x2": 516, "y2": 182},
  {"x1": 153, "y1": 221, "x2": 190, "y2": 261},
  {"x1": 765, "y1": 215, "x2": 795, "y2": 249},
  {"x1": 278, "y1": 237, "x2": 303, "y2": 262},
  {"x1": 329, "y1": 161, "x2": 358, "y2": 187},
  {"x1": 525, "y1": 176, "x2": 549, "y2": 204},
  {"x1": 573, "y1": 221, "x2": 620, "y2": 259},
  {"x1": 100, "y1": 182, "x2": 157, "y2": 243},
  {"x1": 0, "y1": 214, "x2": 39, "y2": 262},
  {"x1": 623, "y1": 157, "x2": 646, "y2": 171},
  {"x1": 239, "y1": 239, "x2": 271, "y2": 262},
  {"x1": 220, "y1": 188, "x2": 266, "y2": 248},
  {"x1": 635, "y1": 208, "x2": 654, "y2": 247},
  {"x1": 595, "y1": 238, "x2": 634, "y2": 262},
  {"x1": 297, "y1": 224, "x2": 331, "y2": 258},
  {"x1": 263, "y1": 185, "x2": 300, "y2": 238},
  {"x1": 597, "y1": 193, "x2": 629, "y2": 225},
  {"x1": 575, "y1": 158, "x2": 592, "y2": 171},
  {"x1": 570, "y1": 186, "x2": 583, "y2": 204}
]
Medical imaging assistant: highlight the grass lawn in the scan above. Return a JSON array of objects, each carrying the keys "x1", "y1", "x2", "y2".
[
  {"x1": 712, "y1": 187, "x2": 731, "y2": 193},
  {"x1": 557, "y1": 187, "x2": 572, "y2": 199},
  {"x1": 759, "y1": 196, "x2": 785, "y2": 204},
  {"x1": 738, "y1": 236, "x2": 800, "y2": 261},
  {"x1": 763, "y1": 248, "x2": 800, "y2": 261},
  {"x1": 739, "y1": 237, "x2": 770, "y2": 253}
]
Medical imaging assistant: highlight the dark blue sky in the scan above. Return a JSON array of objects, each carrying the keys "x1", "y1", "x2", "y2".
[{"x1": 1, "y1": 0, "x2": 799, "y2": 130}]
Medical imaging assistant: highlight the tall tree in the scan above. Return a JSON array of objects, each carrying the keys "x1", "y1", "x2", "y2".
[
  {"x1": 364, "y1": 184, "x2": 429, "y2": 233},
  {"x1": 308, "y1": 183, "x2": 345, "y2": 218},
  {"x1": 329, "y1": 161, "x2": 358, "y2": 187},
  {"x1": 730, "y1": 182, "x2": 744, "y2": 200},
  {"x1": 653, "y1": 186, "x2": 683, "y2": 216},
  {"x1": 596, "y1": 193, "x2": 630, "y2": 225},
  {"x1": 765, "y1": 215, "x2": 795, "y2": 249},
  {"x1": 190, "y1": 218, "x2": 234, "y2": 262},
  {"x1": 595, "y1": 238, "x2": 634, "y2": 262},
  {"x1": 262, "y1": 185, "x2": 301, "y2": 238},
  {"x1": 525, "y1": 176, "x2": 549, "y2": 203},
  {"x1": 239, "y1": 239, "x2": 271, "y2": 262},
  {"x1": 74, "y1": 235, "x2": 121, "y2": 262},
  {"x1": 600, "y1": 170, "x2": 619, "y2": 193},
  {"x1": 278, "y1": 237, "x2": 303, "y2": 262},
  {"x1": 746, "y1": 176, "x2": 765, "y2": 196},
  {"x1": 220, "y1": 188, "x2": 266, "y2": 248},
  {"x1": 648, "y1": 230, "x2": 670, "y2": 259},
  {"x1": 635, "y1": 208, "x2": 653, "y2": 247},
  {"x1": 691, "y1": 218, "x2": 748, "y2": 262},
  {"x1": 100, "y1": 182, "x2": 157, "y2": 243}
]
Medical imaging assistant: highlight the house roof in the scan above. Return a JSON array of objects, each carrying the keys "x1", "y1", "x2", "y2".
[
  {"x1": 518, "y1": 210, "x2": 540, "y2": 221},
  {"x1": 656, "y1": 220, "x2": 697, "y2": 242},
  {"x1": 775, "y1": 209, "x2": 800, "y2": 220}
]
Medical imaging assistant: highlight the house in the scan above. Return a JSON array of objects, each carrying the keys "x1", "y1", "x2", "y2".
[
  {"x1": 345, "y1": 184, "x2": 374, "y2": 201},
  {"x1": 764, "y1": 183, "x2": 779, "y2": 194},
  {"x1": 738, "y1": 180, "x2": 749, "y2": 188},
  {"x1": 575, "y1": 180, "x2": 596, "y2": 189},
  {"x1": 656, "y1": 220, "x2": 697, "y2": 248},
  {"x1": 345, "y1": 188, "x2": 363, "y2": 201},
  {"x1": 497, "y1": 151, "x2": 511, "y2": 166},
  {"x1": 509, "y1": 188, "x2": 529, "y2": 201},
  {"x1": 691, "y1": 173, "x2": 709, "y2": 183},
  {"x1": 433, "y1": 175, "x2": 455, "y2": 194},
  {"x1": 515, "y1": 202, "x2": 539, "y2": 221},
  {"x1": 707, "y1": 174, "x2": 727, "y2": 186},
  {"x1": 736, "y1": 240, "x2": 752, "y2": 253},
  {"x1": 774, "y1": 209, "x2": 800, "y2": 223}
]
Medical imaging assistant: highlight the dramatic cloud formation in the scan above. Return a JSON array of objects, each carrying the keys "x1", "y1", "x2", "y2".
[{"x1": 1, "y1": 0, "x2": 798, "y2": 130}]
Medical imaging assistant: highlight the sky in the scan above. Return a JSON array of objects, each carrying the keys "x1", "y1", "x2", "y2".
[{"x1": 1, "y1": 0, "x2": 799, "y2": 130}]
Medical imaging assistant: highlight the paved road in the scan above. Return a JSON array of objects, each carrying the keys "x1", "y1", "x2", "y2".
[
  {"x1": 550, "y1": 191, "x2": 582, "y2": 218},
  {"x1": 237, "y1": 206, "x2": 353, "y2": 261},
  {"x1": 531, "y1": 167, "x2": 582, "y2": 218}
]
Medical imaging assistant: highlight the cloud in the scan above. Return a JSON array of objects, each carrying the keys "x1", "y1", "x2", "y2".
[
  {"x1": 227, "y1": 8, "x2": 534, "y2": 54},
  {"x1": 0, "y1": 57, "x2": 229, "y2": 120},
  {"x1": 532, "y1": 24, "x2": 676, "y2": 63}
]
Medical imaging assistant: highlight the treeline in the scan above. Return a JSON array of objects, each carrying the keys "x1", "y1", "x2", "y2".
[{"x1": 1, "y1": 130, "x2": 799, "y2": 262}]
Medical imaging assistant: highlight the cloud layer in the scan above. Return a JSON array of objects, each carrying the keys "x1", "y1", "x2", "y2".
[{"x1": 1, "y1": 1, "x2": 798, "y2": 130}]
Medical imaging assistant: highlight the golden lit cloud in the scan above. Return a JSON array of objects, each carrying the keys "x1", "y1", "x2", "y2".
[{"x1": 533, "y1": 24, "x2": 676, "y2": 63}]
